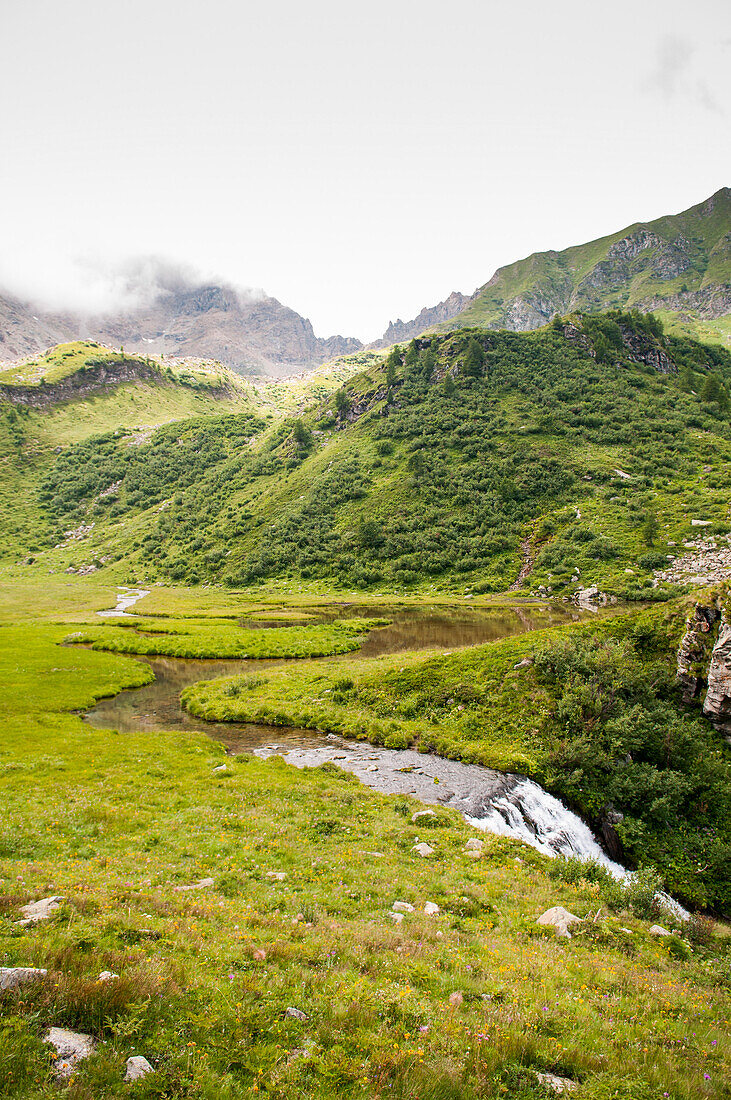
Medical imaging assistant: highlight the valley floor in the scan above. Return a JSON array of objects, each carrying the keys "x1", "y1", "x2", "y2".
[{"x1": 0, "y1": 577, "x2": 730, "y2": 1099}]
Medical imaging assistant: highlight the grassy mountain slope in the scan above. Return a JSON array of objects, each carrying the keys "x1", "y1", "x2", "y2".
[
  {"x1": 445, "y1": 188, "x2": 731, "y2": 346},
  {"x1": 23, "y1": 312, "x2": 731, "y2": 598},
  {"x1": 0, "y1": 342, "x2": 263, "y2": 562}
]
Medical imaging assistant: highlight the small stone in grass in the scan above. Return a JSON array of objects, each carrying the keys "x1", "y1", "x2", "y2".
[
  {"x1": 448, "y1": 991, "x2": 464, "y2": 1007},
  {"x1": 536, "y1": 1071, "x2": 577, "y2": 1093},
  {"x1": 424, "y1": 902, "x2": 440, "y2": 916},
  {"x1": 392, "y1": 901, "x2": 415, "y2": 913},
  {"x1": 650, "y1": 924, "x2": 671, "y2": 937},
  {"x1": 125, "y1": 1055, "x2": 154, "y2": 1082},
  {"x1": 390, "y1": 912, "x2": 404, "y2": 924},
  {"x1": 253, "y1": 949, "x2": 267, "y2": 961},
  {"x1": 16, "y1": 896, "x2": 64, "y2": 926},
  {"x1": 0, "y1": 967, "x2": 47, "y2": 991},
  {"x1": 44, "y1": 1027, "x2": 96, "y2": 1080},
  {"x1": 412, "y1": 842, "x2": 435, "y2": 857},
  {"x1": 98, "y1": 971, "x2": 119, "y2": 982},
  {"x1": 266, "y1": 871, "x2": 287, "y2": 881},
  {"x1": 411, "y1": 809, "x2": 437, "y2": 823},
  {"x1": 286, "y1": 1006, "x2": 308, "y2": 1021},
  {"x1": 173, "y1": 878, "x2": 214, "y2": 892}
]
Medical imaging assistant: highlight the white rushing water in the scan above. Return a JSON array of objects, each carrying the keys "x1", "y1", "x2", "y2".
[{"x1": 466, "y1": 776, "x2": 626, "y2": 877}]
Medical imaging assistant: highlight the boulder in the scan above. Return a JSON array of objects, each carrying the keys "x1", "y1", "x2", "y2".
[
  {"x1": 44, "y1": 1027, "x2": 96, "y2": 1080},
  {"x1": 16, "y1": 896, "x2": 64, "y2": 926},
  {"x1": 0, "y1": 967, "x2": 47, "y2": 991},
  {"x1": 412, "y1": 843, "x2": 435, "y2": 857},
  {"x1": 536, "y1": 1071, "x2": 578, "y2": 1093},
  {"x1": 392, "y1": 901, "x2": 415, "y2": 913},
  {"x1": 411, "y1": 810, "x2": 437, "y2": 823},
  {"x1": 536, "y1": 906, "x2": 582, "y2": 939},
  {"x1": 125, "y1": 1055, "x2": 154, "y2": 1082}
]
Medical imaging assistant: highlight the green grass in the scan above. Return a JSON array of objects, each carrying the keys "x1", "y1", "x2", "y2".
[
  {"x1": 1, "y1": 616, "x2": 730, "y2": 1099},
  {"x1": 66, "y1": 616, "x2": 389, "y2": 660}
]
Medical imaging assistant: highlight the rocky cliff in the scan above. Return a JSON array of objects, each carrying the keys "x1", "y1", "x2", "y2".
[
  {"x1": 373, "y1": 290, "x2": 473, "y2": 348},
  {"x1": 677, "y1": 593, "x2": 731, "y2": 733}
]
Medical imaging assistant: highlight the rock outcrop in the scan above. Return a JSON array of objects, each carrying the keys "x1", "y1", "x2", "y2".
[
  {"x1": 676, "y1": 594, "x2": 731, "y2": 730},
  {"x1": 703, "y1": 617, "x2": 731, "y2": 727},
  {"x1": 676, "y1": 601, "x2": 722, "y2": 702}
]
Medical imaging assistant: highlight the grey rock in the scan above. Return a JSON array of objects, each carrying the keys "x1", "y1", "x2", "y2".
[
  {"x1": 392, "y1": 901, "x2": 415, "y2": 913},
  {"x1": 173, "y1": 877, "x2": 214, "y2": 892},
  {"x1": 411, "y1": 809, "x2": 437, "y2": 823},
  {"x1": 703, "y1": 619, "x2": 731, "y2": 724},
  {"x1": 424, "y1": 902, "x2": 440, "y2": 916},
  {"x1": 536, "y1": 906, "x2": 582, "y2": 939},
  {"x1": 16, "y1": 896, "x2": 64, "y2": 926},
  {"x1": 125, "y1": 1055, "x2": 154, "y2": 1082},
  {"x1": 0, "y1": 966, "x2": 47, "y2": 990},
  {"x1": 536, "y1": 1071, "x2": 578, "y2": 1093},
  {"x1": 98, "y1": 971, "x2": 119, "y2": 982},
  {"x1": 412, "y1": 842, "x2": 435, "y2": 857},
  {"x1": 285, "y1": 1006, "x2": 308, "y2": 1020},
  {"x1": 44, "y1": 1027, "x2": 96, "y2": 1079},
  {"x1": 650, "y1": 924, "x2": 671, "y2": 937}
]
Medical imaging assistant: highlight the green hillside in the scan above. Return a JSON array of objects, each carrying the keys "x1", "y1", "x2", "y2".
[
  {"x1": 0, "y1": 343, "x2": 264, "y2": 562},
  {"x1": 21, "y1": 311, "x2": 731, "y2": 599},
  {"x1": 446, "y1": 188, "x2": 731, "y2": 347}
]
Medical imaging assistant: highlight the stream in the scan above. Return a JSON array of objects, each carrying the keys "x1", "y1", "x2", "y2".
[{"x1": 85, "y1": 597, "x2": 637, "y2": 876}]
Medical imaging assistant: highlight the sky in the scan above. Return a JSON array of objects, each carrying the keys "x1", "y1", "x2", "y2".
[{"x1": 0, "y1": 0, "x2": 729, "y2": 342}]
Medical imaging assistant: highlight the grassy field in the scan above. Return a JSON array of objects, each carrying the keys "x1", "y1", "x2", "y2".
[
  {"x1": 1, "y1": 614, "x2": 730, "y2": 1099},
  {"x1": 66, "y1": 616, "x2": 389, "y2": 660}
]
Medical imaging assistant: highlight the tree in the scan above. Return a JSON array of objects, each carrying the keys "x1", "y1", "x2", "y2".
[
  {"x1": 463, "y1": 338, "x2": 485, "y2": 379},
  {"x1": 404, "y1": 340, "x2": 419, "y2": 374},
  {"x1": 443, "y1": 373, "x2": 455, "y2": 396},
  {"x1": 335, "y1": 390, "x2": 351, "y2": 418},
  {"x1": 643, "y1": 509, "x2": 659, "y2": 547},
  {"x1": 291, "y1": 419, "x2": 311, "y2": 447},
  {"x1": 385, "y1": 347, "x2": 400, "y2": 388},
  {"x1": 420, "y1": 347, "x2": 436, "y2": 382}
]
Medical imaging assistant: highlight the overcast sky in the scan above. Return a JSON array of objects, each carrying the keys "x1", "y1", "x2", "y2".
[{"x1": 1, "y1": 0, "x2": 729, "y2": 341}]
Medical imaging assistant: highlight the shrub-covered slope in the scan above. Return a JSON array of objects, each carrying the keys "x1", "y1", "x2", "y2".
[{"x1": 29, "y1": 312, "x2": 731, "y2": 595}]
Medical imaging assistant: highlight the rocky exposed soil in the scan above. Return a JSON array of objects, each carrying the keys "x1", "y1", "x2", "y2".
[{"x1": 656, "y1": 536, "x2": 731, "y2": 587}]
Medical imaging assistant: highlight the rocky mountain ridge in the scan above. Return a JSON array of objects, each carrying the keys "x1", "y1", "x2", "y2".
[{"x1": 0, "y1": 283, "x2": 362, "y2": 379}]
